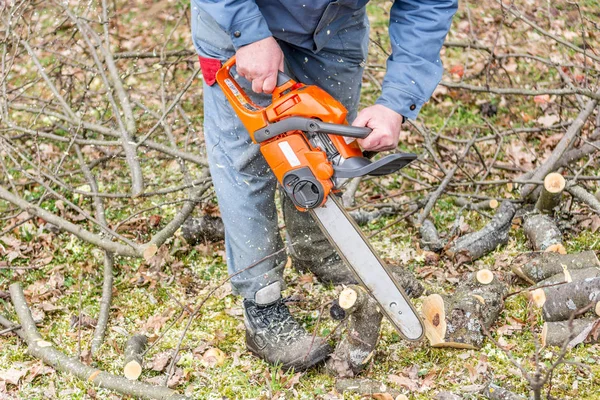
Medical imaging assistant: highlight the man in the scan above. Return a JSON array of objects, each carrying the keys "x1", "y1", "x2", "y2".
[{"x1": 191, "y1": 0, "x2": 457, "y2": 370}]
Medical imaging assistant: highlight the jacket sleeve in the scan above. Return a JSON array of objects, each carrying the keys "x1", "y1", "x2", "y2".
[
  {"x1": 375, "y1": 0, "x2": 458, "y2": 120},
  {"x1": 195, "y1": 0, "x2": 272, "y2": 49}
]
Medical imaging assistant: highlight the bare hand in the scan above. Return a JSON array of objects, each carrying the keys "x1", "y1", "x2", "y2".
[
  {"x1": 236, "y1": 37, "x2": 284, "y2": 94},
  {"x1": 352, "y1": 105, "x2": 404, "y2": 151}
]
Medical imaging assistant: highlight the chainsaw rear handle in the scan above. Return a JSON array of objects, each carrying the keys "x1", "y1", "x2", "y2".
[{"x1": 215, "y1": 56, "x2": 373, "y2": 141}]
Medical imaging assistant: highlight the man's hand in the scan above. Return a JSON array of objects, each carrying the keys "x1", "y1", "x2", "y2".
[
  {"x1": 236, "y1": 37, "x2": 284, "y2": 94},
  {"x1": 352, "y1": 104, "x2": 404, "y2": 152}
]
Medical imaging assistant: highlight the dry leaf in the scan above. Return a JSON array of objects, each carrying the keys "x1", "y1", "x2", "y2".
[
  {"x1": 537, "y1": 114, "x2": 560, "y2": 127},
  {"x1": 0, "y1": 368, "x2": 26, "y2": 386},
  {"x1": 150, "y1": 352, "x2": 171, "y2": 372},
  {"x1": 202, "y1": 348, "x2": 226, "y2": 367},
  {"x1": 372, "y1": 394, "x2": 394, "y2": 400},
  {"x1": 534, "y1": 94, "x2": 550, "y2": 104},
  {"x1": 142, "y1": 244, "x2": 158, "y2": 261},
  {"x1": 388, "y1": 374, "x2": 418, "y2": 391}
]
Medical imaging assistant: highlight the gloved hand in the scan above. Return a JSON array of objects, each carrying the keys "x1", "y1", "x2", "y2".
[{"x1": 235, "y1": 36, "x2": 284, "y2": 94}]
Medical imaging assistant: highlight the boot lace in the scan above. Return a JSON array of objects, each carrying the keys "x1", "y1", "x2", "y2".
[{"x1": 252, "y1": 298, "x2": 306, "y2": 345}]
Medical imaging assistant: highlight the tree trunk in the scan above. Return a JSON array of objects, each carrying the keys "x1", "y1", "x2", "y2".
[
  {"x1": 181, "y1": 215, "x2": 224, "y2": 245},
  {"x1": 419, "y1": 218, "x2": 445, "y2": 252},
  {"x1": 542, "y1": 318, "x2": 600, "y2": 347},
  {"x1": 536, "y1": 267, "x2": 600, "y2": 287}
]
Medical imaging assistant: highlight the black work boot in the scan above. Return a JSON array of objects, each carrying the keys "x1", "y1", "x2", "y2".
[{"x1": 243, "y1": 283, "x2": 332, "y2": 370}]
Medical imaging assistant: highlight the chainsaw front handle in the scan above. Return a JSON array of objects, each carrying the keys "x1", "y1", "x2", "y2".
[{"x1": 254, "y1": 116, "x2": 372, "y2": 143}]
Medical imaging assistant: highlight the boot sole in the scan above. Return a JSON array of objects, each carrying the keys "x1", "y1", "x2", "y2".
[{"x1": 246, "y1": 342, "x2": 332, "y2": 372}]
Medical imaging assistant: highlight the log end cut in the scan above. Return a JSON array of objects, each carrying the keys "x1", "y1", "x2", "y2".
[
  {"x1": 531, "y1": 288, "x2": 547, "y2": 308},
  {"x1": 124, "y1": 360, "x2": 143, "y2": 381},
  {"x1": 476, "y1": 269, "x2": 494, "y2": 285},
  {"x1": 421, "y1": 294, "x2": 447, "y2": 347}
]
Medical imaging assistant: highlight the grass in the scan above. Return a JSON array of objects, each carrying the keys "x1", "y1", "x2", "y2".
[{"x1": 2, "y1": 0, "x2": 600, "y2": 398}]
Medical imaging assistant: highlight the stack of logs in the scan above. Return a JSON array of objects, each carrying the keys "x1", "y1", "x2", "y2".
[
  {"x1": 513, "y1": 251, "x2": 600, "y2": 347},
  {"x1": 518, "y1": 172, "x2": 600, "y2": 347}
]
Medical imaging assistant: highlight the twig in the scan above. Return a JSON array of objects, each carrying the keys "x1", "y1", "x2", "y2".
[
  {"x1": 417, "y1": 135, "x2": 478, "y2": 225},
  {"x1": 440, "y1": 81, "x2": 600, "y2": 101},
  {"x1": 7, "y1": 283, "x2": 189, "y2": 400}
]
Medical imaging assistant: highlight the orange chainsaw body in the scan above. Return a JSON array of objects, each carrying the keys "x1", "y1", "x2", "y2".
[{"x1": 215, "y1": 57, "x2": 363, "y2": 210}]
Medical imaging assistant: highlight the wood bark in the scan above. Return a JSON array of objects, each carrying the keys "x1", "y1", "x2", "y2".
[
  {"x1": 522, "y1": 213, "x2": 565, "y2": 253},
  {"x1": 419, "y1": 218, "x2": 445, "y2": 252},
  {"x1": 181, "y1": 215, "x2": 225, "y2": 244},
  {"x1": 542, "y1": 318, "x2": 600, "y2": 347},
  {"x1": 124, "y1": 334, "x2": 148, "y2": 380},
  {"x1": 535, "y1": 173, "x2": 565, "y2": 214},
  {"x1": 531, "y1": 277, "x2": 600, "y2": 321},
  {"x1": 7, "y1": 283, "x2": 188, "y2": 400},
  {"x1": 327, "y1": 285, "x2": 382, "y2": 377},
  {"x1": 512, "y1": 251, "x2": 600, "y2": 284},
  {"x1": 447, "y1": 201, "x2": 517, "y2": 263},
  {"x1": 536, "y1": 267, "x2": 600, "y2": 287},
  {"x1": 388, "y1": 265, "x2": 425, "y2": 299},
  {"x1": 568, "y1": 185, "x2": 600, "y2": 213},
  {"x1": 421, "y1": 270, "x2": 508, "y2": 349}
]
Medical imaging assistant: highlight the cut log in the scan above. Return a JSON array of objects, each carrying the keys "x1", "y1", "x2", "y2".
[
  {"x1": 124, "y1": 334, "x2": 148, "y2": 380},
  {"x1": 388, "y1": 265, "x2": 424, "y2": 299},
  {"x1": 536, "y1": 267, "x2": 600, "y2": 287},
  {"x1": 454, "y1": 197, "x2": 499, "y2": 211},
  {"x1": 542, "y1": 318, "x2": 600, "y2": 347},
  {"x1": 421, "y1": 270, "x2": 508, "y2": 349},
  {"x1": 483, "y1": 383, "x2": 526, "y2": 400},
  {"x1": 511, "y1": 251, "x2": 600, "y2": 284},
  {"x1": 535, "y1": 173, "x2": 565, "y2": 214},
  {"x1": 531, "y1": 277, "x2": 600, "y2": 321},
  {"x1": 181, "y1": 215, "x2": 224, "y2": 245},
  {"x1": 522, "y1": 213, "x2": 565, "y2": 253},
  {"x1": 419, "y1": 219, "x2": 445, "y2": 252},
  {"x1": 447, "y1": 201, "x2": 517, "y2": 263},
  {"x1": 327, "y1": 285, "x2": 382, "y2": 377},
  {"x1": 335, "y1": 378, "x2": 400, "y2": 398}
]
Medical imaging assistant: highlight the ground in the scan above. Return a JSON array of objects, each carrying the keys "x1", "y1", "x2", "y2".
[{"x1": 1, "y1": 0, "x2": 599, "y2": 399}]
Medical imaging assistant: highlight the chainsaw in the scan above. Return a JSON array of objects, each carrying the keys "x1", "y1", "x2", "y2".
[{"x1": 215, "y1": 57, "x2": 424, "y2": 341}]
